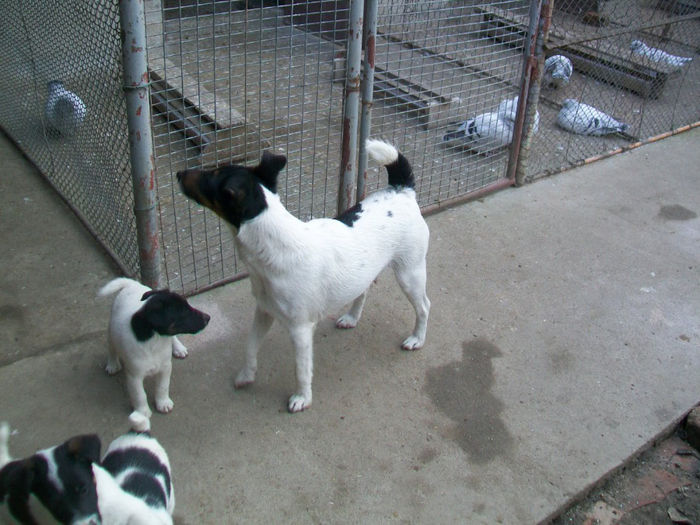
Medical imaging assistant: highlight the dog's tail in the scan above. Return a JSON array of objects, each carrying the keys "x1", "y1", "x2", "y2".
[
  {"x1": 97, "y1": 277, "x2": 140, "y2": 298},
  {"x1": 366, "y1": 139, "x2": 415, "y2": 189},
  {"x1": 128, "y1": 411, "x2": 151, "y2": 433},
  {"x1": 0, "y1": 421, "x2": 12, "y2": 469}
]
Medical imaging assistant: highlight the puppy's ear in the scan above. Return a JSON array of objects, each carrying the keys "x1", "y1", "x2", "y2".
[
  {"x1": 4, "y1": 459, "x2": 37, "y2": 521},
  {"x1": 254, "y1": 151, "x2": 287, "y2": 192},
  {"x1": 66, "y1": 434, "x2": 101, "y2": 464}
]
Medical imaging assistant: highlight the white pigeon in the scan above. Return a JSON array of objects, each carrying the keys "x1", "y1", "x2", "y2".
[
  {"x1": 557, "y1": 99, "x2": 628, "y2": 136},
  {"x1": 630, "y1": 40, "x2": 692, "y2": 70},
  {"x1": 442, "y1": 111, "x2": 513, "y2": 153},
  {"x1": 543, "y1": 55, "x2": 573, "y2": 88},
  {"x1": 497, "y1": 95, "x2": 539, "y2": 135},
  {"x1": 45, "y1": 80, "x2": 87, "y2": 136}
]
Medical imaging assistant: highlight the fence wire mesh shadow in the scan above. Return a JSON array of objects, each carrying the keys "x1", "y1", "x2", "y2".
[
  {"x1": 525, "y1": 0, "x2": 699, "y2": 180},
  {"x1": 148, "y1": 0, "x2": 531, "y2": 293},
  {"x1": 0, "y1": 0, "x2": 138, "y2": 276}
]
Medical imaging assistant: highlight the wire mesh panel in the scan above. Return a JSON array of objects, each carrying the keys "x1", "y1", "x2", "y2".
[
  {"x1": 367, "y1": 0, "x2": 531, "y2": 205},
  {"x1": 147, "y1": 0, "x2": 350, "y2": 293},
  {"x1": 0, "y1": 0, "x2": 138, "y2": 276},
  {"x1": 524, "y1": 0, "x2": 699, "y2": 180}
]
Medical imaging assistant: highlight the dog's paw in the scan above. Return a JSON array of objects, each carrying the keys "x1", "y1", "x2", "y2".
[
  {"x1": 335, "y1": 314, "x2": 358, "y2": 329},
  {"x1": 401, "y1": 335, "x2": 424, "y2": 351},
  {"x1": 172, "y1": 344, "x2": 188, "y2": 359},
  {"x1": 155, "y1": 397, "x2": 174, "y2": 414},
  {"x1": 105, "y1": 360, "x2": 122, "y2": 375},
  {"x1": 288, "y1": 394, "x2": 311, "y2": 413},
  {"x1": 234, "y1": 368, "x2": 256, "y2": 389}
]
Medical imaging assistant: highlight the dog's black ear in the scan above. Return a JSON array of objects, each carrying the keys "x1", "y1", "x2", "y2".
[
  {"x1": 254, "y1": 151, "x2": 287, "y2": 192},
  {"x1": 4, "y1": 459, "x2": 37, "y2": 522},
  {"x1": 66, "y1": 434, "x2": 101, "y2": 464}
]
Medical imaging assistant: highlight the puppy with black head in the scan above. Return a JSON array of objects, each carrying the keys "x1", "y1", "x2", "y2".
[
  {"x1": 98, "y1": 278, "x2": 210, "y2": 428},
  {"x1": 178, "y1": 139, "x2": 430, "y2": 413},
  {"x1": 0, "y1": 422, "x2": 101, "y2": 524},
  {"x1": 92, "y1": 417, "x2": 174, "y2": 525}
]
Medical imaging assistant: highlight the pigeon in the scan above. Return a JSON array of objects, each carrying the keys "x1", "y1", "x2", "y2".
[
  {"x1": 557, "y1": 99, "x2": 628, "y2": 136},
  {"x1": 497, "y1": 95, "x2": 539, "y2": 135},
  {"x1": 442, "y1": 111, "x2": 513, "y2": 153},
  {"x1": 543, "y1": 55, "x2": 573, "y2": 88},
  {"x1": 630, "y1": 40, "x2": 692, "y2": 70},
  {"x1": 45, "y1": 80, "x2": 87, "y2": 136}
]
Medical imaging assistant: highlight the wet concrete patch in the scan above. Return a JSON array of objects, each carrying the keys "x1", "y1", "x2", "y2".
[
  {"x1": 424, "y1": 339, "x2": 514, "y2": 464},
  {"x1": 658, "y1": 204, "x2": 697, "y2": 221}
]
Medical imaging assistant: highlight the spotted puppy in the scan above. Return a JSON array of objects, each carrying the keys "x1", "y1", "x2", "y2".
[
  {"x1": 92, "y1": 426, "x2": 174, "y2": 525},
  {"x1": 0, "y1": 422, "x2": 101, "y2": 524},
  {"x1": 98, "y1": 278, "x2": 210, "y2": 427},
  {"x1": 178, "y1": 139, "x2": 430, "y2": 413}
]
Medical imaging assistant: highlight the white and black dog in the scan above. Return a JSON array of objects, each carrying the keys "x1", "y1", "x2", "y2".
[
  {"x1": 0, "y1": 422, "x2": 101, "y2": 524},
  {"x1": 98, "y1": 278, "x2": 210, "y2": 428},
  {"x1": 92, "y1": 427, "x2": 174, "y2": 525},
  {"x1": 178, "y1": 139, "x2": 430, "y2": 412}
]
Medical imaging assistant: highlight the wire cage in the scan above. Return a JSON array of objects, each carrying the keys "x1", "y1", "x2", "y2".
[{"x1": 1, "y1": 0, "x2": 697, "y2": 294}]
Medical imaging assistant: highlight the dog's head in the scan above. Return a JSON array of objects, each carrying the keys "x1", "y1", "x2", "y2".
[
  {"x1": 0, "y1": 434, "x2": 102, "y2": 524},
  {"x1": 131, "y1": 290, "x2": 211, "y2": 341},
  {"x1": 177, "y1": 151, "x2": 287, "y2": 230}
]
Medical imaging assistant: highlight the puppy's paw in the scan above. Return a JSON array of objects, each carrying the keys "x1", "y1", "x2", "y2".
[
  {"x1": 234, "y1": 368, "x2": 256, "y2": 389},
  {"x1": 172, "y1": 338, "x2": 188, "y2": 359},
  {"x1": 288, "y1": 394, "x2": 311, "y2": 413},
  {"x1": 401, "y1": 335, "x2": 424, "y2": 351},
  {"x1": 105, "y1": 359, "x2": 122, "y2": 375},
  {"x1": 155, "y1": 397, "x2": 174, "y2": 414},
  {"x1": 335, "y1": 314, "x2": 358, "y2": 329},
  {"x1": 128, "y1": 411, "x2": 151, "y2": 432}
]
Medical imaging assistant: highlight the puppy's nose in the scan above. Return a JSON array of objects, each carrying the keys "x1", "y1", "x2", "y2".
[{"x1": 202, "y1": 312, "x2": 211, "y2": 325}]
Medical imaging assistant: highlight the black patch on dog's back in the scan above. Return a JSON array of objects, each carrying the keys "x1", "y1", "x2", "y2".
[
  {"x1": 102, "y1": 446, "x2": 171, "y2": 509},
  {"x1": 334, "y1": 202, "x2": 363, "y2": 226}
]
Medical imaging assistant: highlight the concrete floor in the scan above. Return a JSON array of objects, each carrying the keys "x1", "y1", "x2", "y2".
[{"x1": 0, "y1": 128, "x2": 698, "y2": 523}]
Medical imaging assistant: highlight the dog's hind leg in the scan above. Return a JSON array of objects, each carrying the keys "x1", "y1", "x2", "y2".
[
  {"x1": 335, "y1": 293, "x2": 367, "y2": 329},
  {"x1": 394, "y1": 262, "x2": 430, "y2": 350},
  {"x1": 234, "y1": 307, "x2": 274, "y2": 388},
  {"x1": 288, "y1": 322, "x2": 315, "y2": 413},
  {"x1": 105, "y1": 336, "x2": 122, "y2": 375}
]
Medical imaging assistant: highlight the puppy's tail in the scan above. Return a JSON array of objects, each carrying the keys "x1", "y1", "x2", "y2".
[
  {"x1": 0, "y1": 421, "x2": 12, "y2": 468},
  {"x1": 128, "y1": 411, "x2": 151, "y2": 433},
  {"x1": 97, "y1": 277, "x2": 140, "y2": 298},
  {"x1": 366, "y1": 139, "x2": 415, "y2": 189}
]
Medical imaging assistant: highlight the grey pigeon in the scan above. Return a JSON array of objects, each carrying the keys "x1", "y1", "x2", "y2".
[
  {"x1": 443, "y1": 111, "x2": 513, "y2": 153},
  {"x1": 543, "y1": 55, "x2": 573, "y2": 88},
  {"x1": 45, "y1": 80, "x2": 87, "y2": 136},
  {"x1": 630, "y1": 40, "x2": 692, "y2": 70},
  {"x1": 557, "y1": 99, "x2": 628, "y2": 136},
  {"x1": 497, "y1": 96, "x2": 539, "y2": 135}
]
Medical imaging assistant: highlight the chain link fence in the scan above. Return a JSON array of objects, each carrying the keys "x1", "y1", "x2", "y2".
[
  {"x1": 1, "y1": 0, "x2": 697, "y2": 294},
  {"x1": 0, "y1": 0, "x2": 138, "y2": 276},
  {"x1": 522, "y1": 0, "x2": 699, "y2": 180}
]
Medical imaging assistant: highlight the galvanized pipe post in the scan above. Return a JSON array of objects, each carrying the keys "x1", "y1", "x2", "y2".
[
  {"x1": 356, "y1": 0, "x2": 377, "y2": 203},
  {"x1": 119, "y1": 0, "x2": 161, "y2": 288},
  {"x1": 337, "y1": 0, "x2": 365, "y2": 215}
]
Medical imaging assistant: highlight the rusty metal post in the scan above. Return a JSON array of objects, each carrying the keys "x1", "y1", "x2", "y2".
[
  {"x1": 337, "y1": 0, "x2": 365, "y2": 215},
  {"x1": 356, "y1": 0, "x2": 377, "y2": 203},
  {"x1": 119, "y1": 0, "x2": 161, "y2": 288},
  {"x1": 505, "y1": 0, "x2": 542, "y2": 184}
]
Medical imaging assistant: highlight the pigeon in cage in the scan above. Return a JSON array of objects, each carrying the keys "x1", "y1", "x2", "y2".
[
  {"x1": 543, "y1": 55, "x2": 573, "y2": 88},
  {"x1": 442, "y1": 111, "x2": 513, "y2": 153},
  {"x1": 556, "y1": 99, "x2": 628, "y2": 136},
  {"x1": 497, "y1": 95, "x2": 539, "y2": 134},
  {"x1": 45, "y1": 80, "x2": 87, "y2": 137},
  {"x1": 630, "y1": 40, "x2": 692, "y2": 70}
]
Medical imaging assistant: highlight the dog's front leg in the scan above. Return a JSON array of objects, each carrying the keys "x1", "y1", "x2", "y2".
[
  {"x1": 288, "y1": 322, "x2": 315, "y2": 413},
  {"x1": 154, "y1": 361, "x2": 174, "y2": 413},
  {"x1": 335, "y1": 293, "x2": 367, "y2": 329},
  {"x1": 234, "y1": 306, "x2": 274, "y2": 388},
  {"x1": 125, "y1": 374, "x2": 152, "y2": 418}
]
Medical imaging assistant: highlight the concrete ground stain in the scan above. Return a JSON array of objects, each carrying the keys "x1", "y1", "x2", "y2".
[
  {"x1": 658, "y1": 204, "x2": 697, "y2": 221},
  {"x1": 424, "y1": 339, "x2": 514, "y2": 464}
]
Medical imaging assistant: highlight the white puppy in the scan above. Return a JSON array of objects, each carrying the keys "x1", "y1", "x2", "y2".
[
  {"x1": 93, "y1": 425, "x2": 174, "y2": 525},
  {"x1": 98, "y1": 278, "x2": 210, "y2": 426},
  {"x1": 178, "y1": 139, "x2": 430, "y2": 413}
]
